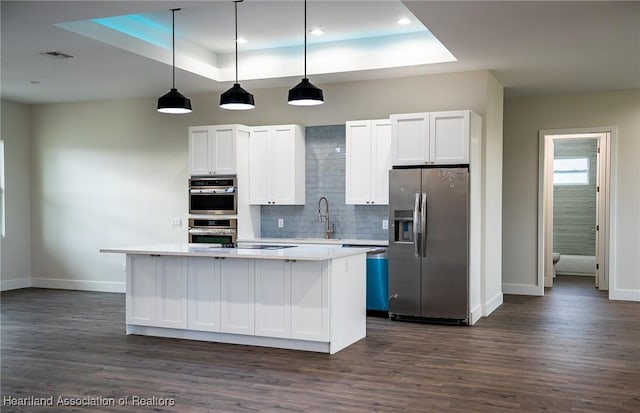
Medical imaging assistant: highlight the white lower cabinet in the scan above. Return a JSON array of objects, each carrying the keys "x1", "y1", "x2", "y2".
[
  {"x1": 255, "y1": 259, "x2": 328, "y2": 341},
  {"x1": 220, "y1": 258, "x2": 255, "y2": 335},
  {"x1": 187, "y1": 257, "x2": 221, "y2": 332},
  {"x1": 255, "y1": 260, "x2": 292, "y2": 338},
  {"x1": 126, "y1": 255, "x2": 188, "y2": 329},
  {"x1": 128, "y1": 256, "x2": 329, "y2": 344},
  {"x1": 291, "y1": 261, "x2": 328, "y2": 341}
]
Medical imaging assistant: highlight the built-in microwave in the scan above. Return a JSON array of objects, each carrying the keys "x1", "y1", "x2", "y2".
[
  {"x1": 189, "y1": 176, "x2": 237, "y2": 215},
  {"x1": 188, "y1": 218, "x2": 237, "y2": 246}
]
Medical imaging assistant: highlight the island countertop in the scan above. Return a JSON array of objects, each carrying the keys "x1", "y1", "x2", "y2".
[{"x1": 100, "y1": 243, "x2": 370, "y2": 261}]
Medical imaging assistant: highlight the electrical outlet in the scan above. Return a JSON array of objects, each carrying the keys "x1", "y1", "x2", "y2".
[
  {"x1": 278, "y1": 218, "x2": 284, "y2": 228},
  {"x1": 171, "y1": 218, "x2": 182, "y2": 228},
  {"x1": 382, "y1": 219, "x2": 388, "y2": 230}
]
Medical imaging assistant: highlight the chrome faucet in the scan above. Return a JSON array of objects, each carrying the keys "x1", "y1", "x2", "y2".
[{"x1": 318, "y1": 196, "x2": 335, "y2": 239}]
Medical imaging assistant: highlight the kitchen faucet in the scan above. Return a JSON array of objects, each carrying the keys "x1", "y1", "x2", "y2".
[{"x1": 318, "y1": 196, "x2": 335, "y2": 239}]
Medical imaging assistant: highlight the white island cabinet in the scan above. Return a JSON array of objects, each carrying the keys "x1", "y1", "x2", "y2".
[{"x1": 102, "y1": 244, "x2": 367, "y2": 354}]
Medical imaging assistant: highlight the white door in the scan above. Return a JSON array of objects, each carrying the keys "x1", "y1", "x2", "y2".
[
  {"x1": 345, "y1": 121, "x2": 373, "y2": 204},
  {"x1": 126, "y1": 255, "x2": 156, "y2": 326},
  {"x1": 249, "y1": 127, "x2": 271, "y2": 205},
  {"x1": 189, "y1": 127, "x2": 213, "y2": 175},
  {"x1": 430, "y1": 111, "x2": 469, "y2": 164},
  {"x1": 255, "y1": 260, "x2": 291, "y2": 338},
  {"x1": 391, "y1": 113, "x2": 429, "y2": 166},
  {"x1": 220, "y1": 258, "x2": 255, "y2": 335},
  {"x1": 155, "y1": 256, "x2": 188, "y2": 329},
  {"x1": 371, "y1": 119, "x2": 392, "y2": 204},
  {"x1": 212, "y1": 126, "x2": 236, "y2": 175},
  {"x1": 187, "y1": 257, "x2": 221, "y2": 332},
  {"x1": 291, "y1": 261, "x2": 328, "y2": 341}
]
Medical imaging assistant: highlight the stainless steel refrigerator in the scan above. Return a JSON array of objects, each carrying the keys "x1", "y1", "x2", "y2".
[{"x1": 388, "y1": 166, "x2": 469, "y2": 325}]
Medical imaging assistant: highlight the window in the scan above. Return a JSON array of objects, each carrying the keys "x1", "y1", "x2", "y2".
[{"x1": 553, "y1": 157, "x2": 589, "y2": 185}]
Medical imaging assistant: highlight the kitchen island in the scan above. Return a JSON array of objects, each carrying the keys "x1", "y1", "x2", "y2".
[{"x1": 101, "y1": 244, "x2": 368, "y2": 354}]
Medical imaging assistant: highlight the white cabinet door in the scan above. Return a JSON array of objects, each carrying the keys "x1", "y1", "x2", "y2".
[
  {"x1": 188, "y1": 125, "x2": 238, "y2": 176},
  {"x1": 390, "y1": 113, "x2": 429, "y2": 166},
  {"x1": 189, "y1": 127, "x2": 212, "y2": 176},
  {"x1": 156, "y1": 256, "x2": 188, "y2": 329},
  {"x1": 371, "y1": 119, "x2": 392, "y2": 204},
  {"x1": 187, "y1": 257, "x2": 221, "y2": 332},
  {"x1": 211, "y1": 126, "x2": 236, "y2": 175},
  {"x1": 271, "y1": 126, "x2": 297, "y2": 205},
  {"x1": 345, "y1": 121, "x2": 373, "y2": 205},
  {"x1": 249, "y1": 125, "x2": 305, "y2": 205},
  {"x1": 291, "y1": 261, "x2": 328, "y2": 341},
  {"x1": 249, "y1": 127, "x2": 271, "y2": 204},
  {"x1": 255, "y1": 260, "x2": 291, "y2": 338},
  {"x1": 126, "y1": 255, "x2": 187, "y2": 329},
  {"x1": 345, "y1": 119, "x2": 391, "y2": 205},
  {"x1": 126, "y1": 255, "x2": 156, "y2": 326},
  {"x1": 430, "y1": 111, "x2": 470, "y2": 164},
  {"x1": 220, "y1": 258, "x2": 255, "y2": 335}
]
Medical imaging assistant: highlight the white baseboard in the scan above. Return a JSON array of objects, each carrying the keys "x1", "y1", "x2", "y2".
[
  {"x1": 483, "y1": 292, "x2": 503, "y2": 316},
  {"x1": 1, "y1": 278, "x2": 32, "y2": 291},
  {"x1": 469, "y1": 305, "x2": 482, "y2": 325},
  {"x1": 31, "y1": 278, "x2": 125, "y2": 293},
  {"x1": 502, "y1": 283, "x2": 543, "y2": 296},
  {"x1": 609, "y1": 288, "x2": 640, "y2": 302}
]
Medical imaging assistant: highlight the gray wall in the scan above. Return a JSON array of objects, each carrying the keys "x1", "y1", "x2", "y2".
[
  {"x1": 502, "y1": 89, "x2": 640, "y2": 299},
  {"x1": 0, "y1": 100, "x2": 31, "y2": 290},
  {"x1": 260, "y1": 125, "x2": 387, "y2": 240},
  {"x1": 553, "y1": 139, "x2": 597, "y2": 256}
]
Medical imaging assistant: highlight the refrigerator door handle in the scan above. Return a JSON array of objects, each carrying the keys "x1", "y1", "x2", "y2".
[
  {"x1": 413, "y1": 192, "x2": 421, "y2": 257},
  {"x1": 421, "y1": 192, "x2": 427, "y2": 258}
]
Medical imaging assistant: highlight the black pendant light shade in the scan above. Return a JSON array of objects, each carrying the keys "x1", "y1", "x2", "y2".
[
  {"x1": 288, "y1": 78, "x2": 324, "y2": 106},
  {"x1": 220, "y1": 0, "x2": 255, "y2": 110},
  {"x1": 288, "y1": 0, "x2": 324, "y2": 106},
  {"x1": 220, "y1": 83, "x2": 255, "y2": 110},
  {"x1": 158, "y1": 88, "x2": 192, "y2": 114},
  {"x1": 157, "y1": 9, "x2": 192, "y2": 114}
]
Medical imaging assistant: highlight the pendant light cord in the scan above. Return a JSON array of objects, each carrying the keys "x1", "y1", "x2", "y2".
[
  {"x1": 234, "y1": 1, "x2": 239, "y2": 84},
  {"x1": 304, "y1": 0, "x2": 307, "y2": 78},
  {"x1": 170, "y1": 8, "x2": 180, "y2": 89}
]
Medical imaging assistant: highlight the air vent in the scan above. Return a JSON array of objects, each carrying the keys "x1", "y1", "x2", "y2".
[{"x1": 40, "y1": 51, "x2": 75, "y2": 59}]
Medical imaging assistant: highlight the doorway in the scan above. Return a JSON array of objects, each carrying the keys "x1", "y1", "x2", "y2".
[{"x1": 538, "y1": 128, "x2": 612, "y2": 296}]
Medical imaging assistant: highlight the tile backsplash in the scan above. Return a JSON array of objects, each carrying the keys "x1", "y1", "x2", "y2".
[{"x1": 260, "y1": 125, "x2": 388, "y2": 240}]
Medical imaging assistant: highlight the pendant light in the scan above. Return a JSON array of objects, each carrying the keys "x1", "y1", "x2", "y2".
[
  {"x1": 220, "y1": 0, "x2": 255, "y2": 110},
  {"x1": 157, "y1": 8, "x2": 192, "y2": 114},
  {"x1": 288, "y1": 0, "x2": 324, "y2": 106}
]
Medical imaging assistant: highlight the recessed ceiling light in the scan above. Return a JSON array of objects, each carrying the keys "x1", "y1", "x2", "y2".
[
  {"x1": 40, "y1": 51, "x2": 75, "y2": 59},
  {"x1": 309, "y1": 27, "x2": 325, "y2": 36},
  {"x1": 27, "y1": 80, "x2": 40, "y2": 85},
  {"x1": 396, "y1": 17, "x2": 412, "y2": 25},
  {"x1": 235, "y1": 37, "x2": 248, "y2": 44}
]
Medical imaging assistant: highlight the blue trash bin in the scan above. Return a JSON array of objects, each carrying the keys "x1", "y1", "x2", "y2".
[{"x1": 366, "y1": 249, "x2": 388, "y2": 311}]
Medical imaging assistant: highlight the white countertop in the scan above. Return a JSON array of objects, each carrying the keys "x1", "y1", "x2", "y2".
[
  {"x1": 100, "y1": 243, "x2": 370, "y2": 261},
  {"x1": 237, "y1": 237, "x2": 388, "y2": 247}
]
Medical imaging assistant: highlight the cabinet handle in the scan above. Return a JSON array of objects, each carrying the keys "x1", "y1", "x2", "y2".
[{"x1": 366, "y1": 201, "x2": 370, "y2": 204}]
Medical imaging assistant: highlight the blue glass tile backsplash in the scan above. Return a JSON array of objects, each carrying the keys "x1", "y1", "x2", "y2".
[{"x1": 260, "y1": 125, "x2": 388, "y2": 240}]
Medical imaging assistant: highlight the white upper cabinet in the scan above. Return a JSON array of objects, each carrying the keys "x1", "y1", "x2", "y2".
[
  {"x1": 345, "y1": 119, "x2": 392, "y2": 205},
  {"x1": 391, "y1": 110, "x2": 471, "y2": 166},
  {"x1": 249, "y1": 124, "x2": 305, "y2": 205},
  {"x1": 189, "y1": 125, "x2": 249, "y2": 176}
]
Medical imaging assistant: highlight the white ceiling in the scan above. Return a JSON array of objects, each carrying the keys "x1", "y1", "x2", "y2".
[{"x1": 1, "y1": 1, "x2": 639, "y2": 104}]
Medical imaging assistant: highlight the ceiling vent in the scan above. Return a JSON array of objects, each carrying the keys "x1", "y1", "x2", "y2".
[{"x1": 40, "y1": 51, "x2": 75, "y2": 59}]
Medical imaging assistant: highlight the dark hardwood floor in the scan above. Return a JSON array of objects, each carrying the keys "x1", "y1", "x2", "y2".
[{"x1": 1, "y1": 276, "x2": 639, "y2": 412}]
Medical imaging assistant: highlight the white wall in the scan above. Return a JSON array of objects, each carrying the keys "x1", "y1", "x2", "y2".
[
  {"x1": 24, "y1": 70, "x2": 501, "y2": 315},
  {"x1": 0, "y1": 100, "x2": 32, "y2": 290},
  {"x1": 503, "y1": 89, "x2": 640, "y2": 301}
]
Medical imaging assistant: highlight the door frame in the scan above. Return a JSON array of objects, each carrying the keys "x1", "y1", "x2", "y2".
[{"x1": 537, "y1": 127, "x2": 615, "y2": 296}]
